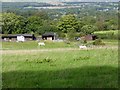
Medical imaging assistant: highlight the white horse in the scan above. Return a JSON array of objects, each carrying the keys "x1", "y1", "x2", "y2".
[
  {"x1": 38, "y1": 42, "x2": 45, "y2": 46},
  {"x1": 79, "y1": 45, "x2": 87, "y2": 49}
]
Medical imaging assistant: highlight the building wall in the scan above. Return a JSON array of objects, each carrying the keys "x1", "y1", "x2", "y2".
[{"x1": 47, "y1": 37, "x2": 53, "y2": 40}]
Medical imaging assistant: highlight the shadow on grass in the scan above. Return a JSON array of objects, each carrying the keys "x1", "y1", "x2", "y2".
[{"x1": 2, "y1": 66, "x2": 118, "y2": 88}]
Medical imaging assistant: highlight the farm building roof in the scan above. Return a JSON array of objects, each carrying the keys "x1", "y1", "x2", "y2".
[
  {"x1": 42, "y1": 32, "x2": 56, "y2": 36},
  {"x1": 1, "y1": 34, "x2": 35, "y2": 38}
]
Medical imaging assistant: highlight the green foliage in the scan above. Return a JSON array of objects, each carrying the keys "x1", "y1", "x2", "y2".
[
  {"x1": 81, "y1": 25, "x2": 98, "y2": 34},
  {"x1": 67, "y1": 31, "x2": 77, "y2": 41},
  {"x1": 26, "y1": 16, "x2": 43, "y2": 34},
  {"x1": 64, "y1": 40, "x2": 71, "y2": 45},
  {"x1": 93, "y1": 38, "x2": 105, "y2": 45},
  {"x1": 2, "y1": 12, "x2": 58, "y2": 35},
  {"x1": 95, "y1": 15, "x2": 118, "y2": 31},
  {"x1": 37, "y1": 20, "x2": 57, "y2": 35},
  {"x1": 2, "y1": 13, "x2": 26, "y2": 34},
  {"x1": 33, "y1": 11, "x2": 49, "y2": 20},
  {"x1": 2, "y1": 2, "x2": 118, "y2": 36},
  {"x1": 77, "y1": 21, "x2": 86, "y2": 32},
  {"x1": 83, "y1": 40, "x2": 87, "y2": 44},
  {"x1": 32, "y1": 57, "x2": 54, "y2": 63},
  {"x1": 74, "y1": 56, "x2": 90, "y2": 61},
  {"x1": 1, "y1": 8, "x2": 118, "y2": 39},
  {"x1": 58, "y1": 32, "x2": 66, "y2": 38},
  {"x1": 57, "y1": 14, "x2": 79, "y2": 34},
  {"x1": 79, "y1": 39, "x2": 88, "y2": 46}
]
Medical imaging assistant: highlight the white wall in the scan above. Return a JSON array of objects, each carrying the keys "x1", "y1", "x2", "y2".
[{"x1": 17, "y1": 36, "x2": 25, "y2": 42}]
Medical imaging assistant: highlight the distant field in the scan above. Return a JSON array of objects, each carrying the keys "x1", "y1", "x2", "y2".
[
  {"x1": 94, "y1": 30, "x2": 118, "y2": 34},
  {"x1": 2, "y1": 39, "x2": 118, "y2": 88},
  {"x1": 94, "y1": 30, "x2": 119, "y2": 39}
]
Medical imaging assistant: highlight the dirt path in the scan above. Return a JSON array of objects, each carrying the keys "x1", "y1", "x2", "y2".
[{"x1": 1, "y1": 46, "x2": 118, "y2": 55}]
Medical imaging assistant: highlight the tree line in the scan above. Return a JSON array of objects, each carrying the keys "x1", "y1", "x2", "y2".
[{"x1": 1, "y1": 11, "x2": 118, "y2": 39}]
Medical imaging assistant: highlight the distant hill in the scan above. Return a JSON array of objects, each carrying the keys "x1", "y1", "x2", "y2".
[
  {"x1": 1, "y1": 0, "x2": 119, "y2": 2},
  {"x1": 2, "y1": 1, "x2": 118, "y2": 12}
]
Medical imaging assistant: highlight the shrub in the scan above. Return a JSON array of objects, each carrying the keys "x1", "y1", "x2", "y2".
[
  {"x1": 81, "y1": 25, "x2": 98, "y2": 34},
  {"x1": 74, "y1": 56, "x2": 90, "y2": 61},
  {"x1": 83, "y1": 40, "x2": 87, "y2": 44},
  {"x1": 36, "y1": 57, "x2": 53, "y2": 63},
  {"x1": 67, "y1": 32, "x2": 80, "y2": 41},
  {"x1": 43, "y1": 57, "x2": 52, "y2": 63},
  {"x1": 64, "y1": 40, "x2": 71, "y2": 44},
  {"x1": 58, "y1": 32, "x2": 66, "y2": 38},
  {"x1": 93, "y1": 38, "x2": 105, "y2": 45},
  {"x1": 79, "y1": 39, "x2": 88, "y2": 46}
]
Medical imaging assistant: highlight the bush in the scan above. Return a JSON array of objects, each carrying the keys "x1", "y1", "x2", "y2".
[
  {"x1": 67, "y1": 32, "x2": 80, "y2": 41},
  {"x1": 58, "y1": 33, "x2": 66, "y2": 38},
  {"x1": 64, "y1": 40, "x2": 71, "y2": 44},
  {"x1": 81, "y1": 25, "x2": 98, "y2": 34},
  {"x1": 79, "y1": 39, "x2": 87, "y2": 46},
  {"x1": 93, "y1": 39, "x2": 105, "y2": 45},
  {"x1": 74, "y1": 56, "x2": 90, "y2": 61},
  {"x1": 83, "y1": 40, "x2": 87, "y2": 44}
]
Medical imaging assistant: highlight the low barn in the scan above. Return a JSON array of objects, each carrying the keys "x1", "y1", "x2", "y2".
[
  {"x1": 1, "y1": 34, "x2": 36, "y2": 41},
  {"x1": 81, "y1": 34, "x2": 98, "y2": 41},
  {"x1": 42, "y1": 32, "x2": 57, "y2": 40}
]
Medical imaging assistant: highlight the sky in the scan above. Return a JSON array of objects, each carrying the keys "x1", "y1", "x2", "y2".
[{"x1": 1, "y1": 0, "x2": 119, "y2": 2}]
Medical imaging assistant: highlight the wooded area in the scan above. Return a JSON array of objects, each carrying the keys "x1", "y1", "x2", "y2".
[{"x1": 1, "y1": 2, "x2": 118, "y2": 40}]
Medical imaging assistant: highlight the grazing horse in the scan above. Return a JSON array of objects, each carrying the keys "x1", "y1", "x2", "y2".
[
  {"x1": 79, "y1": 45, "x2": 87, "y2": 49},
  {"x1": 38, "y1": 42, "x2": 45, "y2": 46}
]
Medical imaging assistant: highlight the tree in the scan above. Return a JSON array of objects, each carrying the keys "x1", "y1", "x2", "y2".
[
  {"x1": 77, "y1": 21, "x2": 85, "y2": 32},
  {"x1": 57, "y1": 14, "x2": 79, "y2": 34},
  {"x1": 13, "y1": 16, "x2": 27, "y2": 34},
  {"x1": 33, "y1": 11, "x2": 49, "y2": 20},
  {"x1": 81, "y1": 25, "x2": 98, "y2": 34},
  {"x1": 2, "y1": 13, "x2": 26, "y2": 34},
  {"x1": 26, "y1": 16, "x2": 43, "y2": 34}
]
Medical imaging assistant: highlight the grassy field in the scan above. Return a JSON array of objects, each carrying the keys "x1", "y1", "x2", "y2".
[
  {"x1": 1, "y1": 39, "x2": 118, "y2": 50},
  {"x1": 94, "y1": 30, "x2": 119, "y2": 40},
  {"x1": 94, "y1": 30, "x2": 118, "y2": 34},
  {"x1": 2, "y1": 41, "x2": 76, "y2": 50},
  {"x1": 2, "y1": 40, "x2": 118, "y2": 88}
]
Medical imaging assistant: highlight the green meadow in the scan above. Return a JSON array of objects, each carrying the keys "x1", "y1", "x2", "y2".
[
  {"x1": 2, "y1": 39, "x2": 118, "y2": 88},
  {"x1": 2, "y1": 39, "x2": 118, "y2": 50}
]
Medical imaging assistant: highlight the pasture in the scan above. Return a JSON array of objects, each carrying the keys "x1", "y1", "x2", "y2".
[
  {"x1": 2, "y1": 40, "x2": 118, "y2": 88},
  {"x1": 2, "y1": 39, "x2": 118, "y2": 50},
  {"x1": 2, "y1": 41, "x2": 76, "y2": 50},
  {"x1": 94, "y1": 30, "x2": 119, "y2": 40}
]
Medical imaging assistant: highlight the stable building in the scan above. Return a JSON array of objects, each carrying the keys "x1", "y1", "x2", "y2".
[
  {"x1": 81, "y1": 34, "x2": 98, "y2": 41},
  {"x1": 42, "y1": 32, "x2": 57, "y2": 40},
  {"x1": 1, "y1": 34, "x2": 36, "y2": 42}
]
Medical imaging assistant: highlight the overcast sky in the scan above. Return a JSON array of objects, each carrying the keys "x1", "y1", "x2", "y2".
[{"x1": 1, "y1": 0, "x2": 119, "y2": 2}]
